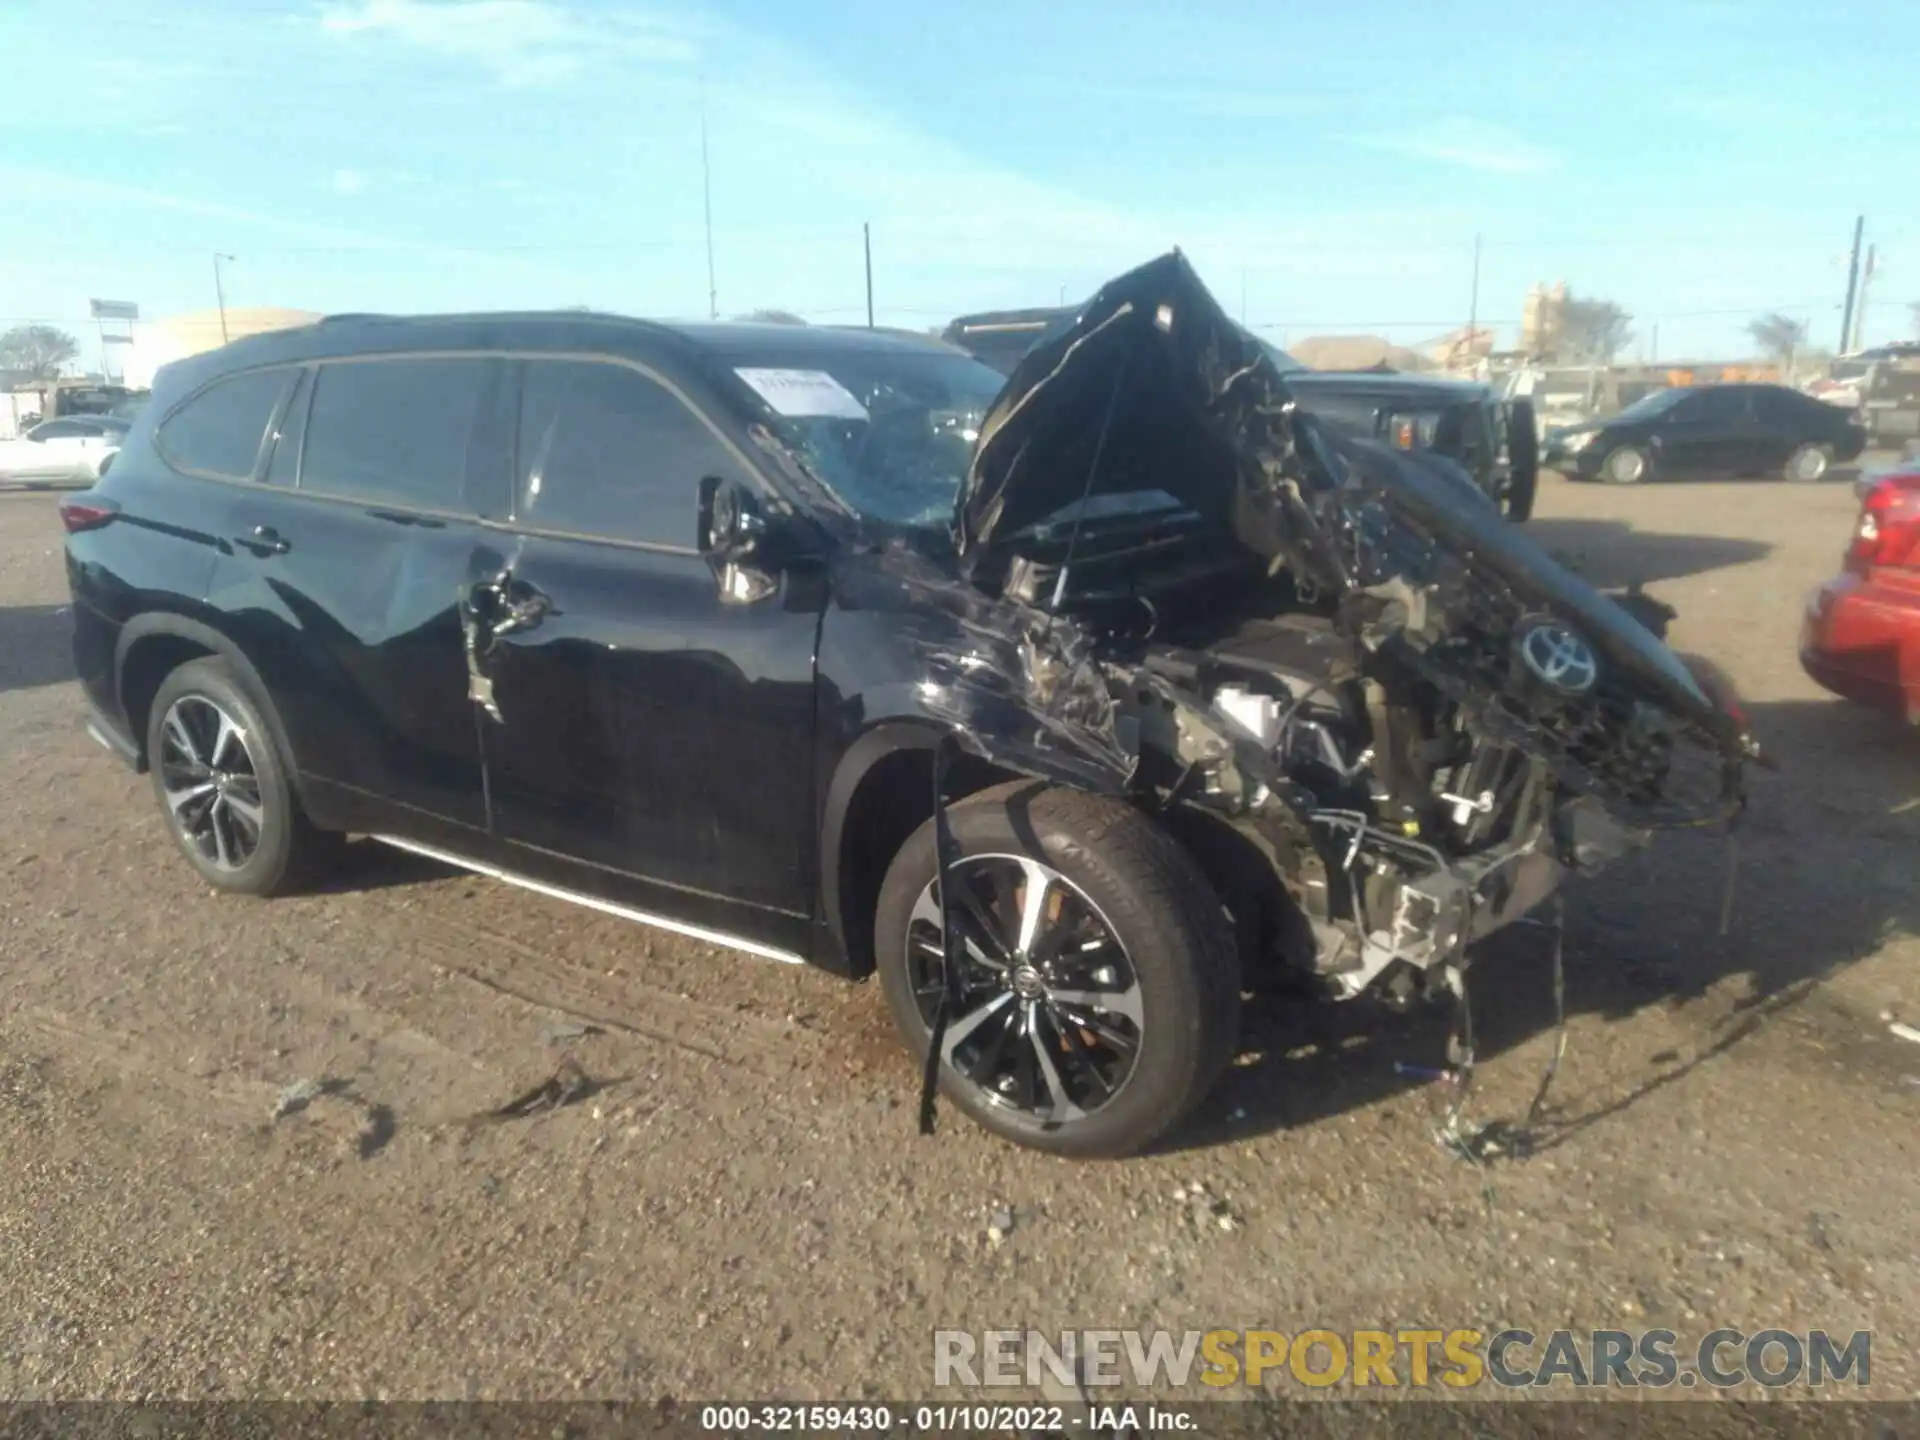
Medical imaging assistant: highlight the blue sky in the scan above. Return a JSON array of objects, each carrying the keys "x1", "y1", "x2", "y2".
[{"x1": 1, "y1": 0, "x2": 1915, "y2": 372}]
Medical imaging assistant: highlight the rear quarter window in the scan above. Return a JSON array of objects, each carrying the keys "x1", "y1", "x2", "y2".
[{"x1": 156, "y1": 368, "x2": 297, "y2": 480}]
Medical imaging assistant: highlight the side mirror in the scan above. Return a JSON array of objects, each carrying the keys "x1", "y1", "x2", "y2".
[
  {"x1": 698, "y1": 474, "x2": 818, "y2": 604},
  {"x1": 697, "y1": 474, "x2": 769, "y2": 562}
]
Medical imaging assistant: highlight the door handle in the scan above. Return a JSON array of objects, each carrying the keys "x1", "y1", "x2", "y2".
[
  {"x1": 467, "y1": 571, "x2": 552, "y2": 637},
  {"x1": 232, "y1": 525, "x2": 290, "y2": 556}
]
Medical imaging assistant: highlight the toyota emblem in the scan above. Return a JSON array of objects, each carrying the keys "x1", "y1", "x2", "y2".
[{"x1": 1517, "y1": 619, "x2": 1599, "y2": 694}]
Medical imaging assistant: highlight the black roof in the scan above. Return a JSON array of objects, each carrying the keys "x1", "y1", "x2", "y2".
[
  {"x1": 159, "y1": 310, "x2": 968, "y2": 392},
  {"x1": 946, "y1": 306, "x2": 1076, "y2": 336}
]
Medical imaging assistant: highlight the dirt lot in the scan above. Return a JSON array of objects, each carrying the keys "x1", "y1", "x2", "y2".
[{"x1": 1, "y1": 468, "x2": 1916, "y2": 1404}]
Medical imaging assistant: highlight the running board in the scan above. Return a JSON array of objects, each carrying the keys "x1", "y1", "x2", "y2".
[{"x1": 369, "y1": 834, "x2": 807, "y2": 966}]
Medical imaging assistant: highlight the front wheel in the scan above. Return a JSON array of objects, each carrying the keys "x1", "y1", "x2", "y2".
[
  {"x1": 1601, "y1": 445, "x2": 1652, "y2": 485},
  {"x1": 875, "y1": 782, "x2": 1240, "y2": 1158}
]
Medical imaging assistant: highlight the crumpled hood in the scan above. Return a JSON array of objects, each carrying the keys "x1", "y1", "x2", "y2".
[
  {"x1": 955, "y1": 250, "x2": 1315, "y2": 569},
  {"x1": 949, "y1": 250, "x2": 1755, "y2": 808}
]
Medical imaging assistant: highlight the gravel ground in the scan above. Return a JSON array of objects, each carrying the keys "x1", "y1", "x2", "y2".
[{"x1": 0, "y1": 468, "x2": 1915, "y2": 1405}]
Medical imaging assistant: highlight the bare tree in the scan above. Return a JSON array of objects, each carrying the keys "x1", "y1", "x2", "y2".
[
  {"x1": 736, "y1": 309, "x2": 808, "y2": 325},
  {"x1": 1554, "y1": 295, "x2": 1634, "y2": 363},
  {"x1": 0, "y1": 324, "x2": 81, "y2": 381},
  {"x1": 1748, "y1": 312, "x2": 1809, "y2": 364},
  {"x1": 1910, "y1": 300, "x2": 1920, "y2": 341}
]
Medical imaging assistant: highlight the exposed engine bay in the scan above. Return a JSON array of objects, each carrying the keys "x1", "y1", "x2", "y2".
[{"x1": 905, "y1": 250, "x2": 1763, "y2": 1005}]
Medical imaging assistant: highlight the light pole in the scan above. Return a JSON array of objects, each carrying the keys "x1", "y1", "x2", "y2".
[
  {"x1": 700, "y1": 81, "x2": 717, "y2": 321},
  {"x1": 213, "y1": 253, "x2": 235, "y2": 344}
]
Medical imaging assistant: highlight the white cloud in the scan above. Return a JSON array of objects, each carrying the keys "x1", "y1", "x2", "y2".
[
  {"x1": 315, "y1": 0, "x2": 697, "y2": 87},
  {"x1": 1351, "y1": 117, "x2": 1557, "y2": 175},
  {"x1": 330, "y1": 168, "x2": 369, "y2": 196},
  {"x1": 0, "y1": 167, "x2": 399, "y2": 248}
]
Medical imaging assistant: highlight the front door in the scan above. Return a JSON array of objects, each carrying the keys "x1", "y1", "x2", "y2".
[{"x1": 470, "y1": 356, "x2": 823, "y2": 952}]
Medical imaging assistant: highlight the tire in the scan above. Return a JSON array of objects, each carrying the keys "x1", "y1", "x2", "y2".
[
  {"x1": 1785, "y1": 442, "x2": 1832, "y2": 483},
  {"x1": 875, "y1": 780, "x2": 1241, "y2": 1158},
  {"x1": 145, "y1": 657, "x2": 340, "y2": 897},
  {"x1": 1504, "y1": 399, "x2": 1540, "y2": 521},
  {"x1": 1600, "y1": 445, "x2": 1651, "y2": 485}
]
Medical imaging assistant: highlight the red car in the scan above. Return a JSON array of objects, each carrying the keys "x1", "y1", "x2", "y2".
[{"x1": 1801, "y1": 463, "x2": 1920, "y2": 723}]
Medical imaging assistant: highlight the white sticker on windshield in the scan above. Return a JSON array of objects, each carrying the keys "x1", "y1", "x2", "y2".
[{"x1": 734, "y1": 368, "x2": 869, "y2": 420}]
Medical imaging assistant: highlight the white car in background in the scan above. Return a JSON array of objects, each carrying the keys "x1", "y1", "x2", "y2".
[{"x1": 0, "y1": 416, "x2": 127, "y2": 486}]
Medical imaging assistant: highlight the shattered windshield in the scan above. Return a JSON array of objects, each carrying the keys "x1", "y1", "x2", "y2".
[{"x1": 735, "y1": 351, "x2": 1007, "y2": 530}]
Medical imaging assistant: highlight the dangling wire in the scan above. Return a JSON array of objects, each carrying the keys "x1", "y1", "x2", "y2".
[{"x1": 919, "y1": 733, "x2": 965, "y2": 1136}]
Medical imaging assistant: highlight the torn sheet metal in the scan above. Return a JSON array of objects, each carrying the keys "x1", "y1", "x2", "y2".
[{"x1": 947, "y1": 248, "x2": 1755, "y2": 830}]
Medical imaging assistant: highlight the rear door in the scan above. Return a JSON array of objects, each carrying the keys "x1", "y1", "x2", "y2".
[
  {"x1": 1657, "y1": 387, "x2": 1747, "y2": 477},
  {"x1": 471, "y1": 355, "x2": 822, "y2": 950},
  {"x1": 209, "y1": 353, "x2": 508, "y2": 837}
]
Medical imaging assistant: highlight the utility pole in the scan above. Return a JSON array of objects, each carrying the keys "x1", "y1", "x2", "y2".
[
  {"x1": 213, "y1": 253, "x2": 234, "y2": 344},
  {"x1": 1467, "y1": 232, "x2": 1482, "y2": 341},
  {"x1": 1240, "y1": 268, "x2": 1247, "y2": 326},
  {"x1": 700, "y1": 80, "x2": 718, "y2": 321},
  {"x1": 1651, "y1": 321, "x2": 1659, "y2": 365},
  {"x1": 1839, "y1": 214, "x2": 1865, "y2": 354},
  {"x1": 1852, "y1": 244, "x2": 1877, "y2": 352},
  {"x1": 863, "y1": 223, "x2": 874, "y2": 329}
]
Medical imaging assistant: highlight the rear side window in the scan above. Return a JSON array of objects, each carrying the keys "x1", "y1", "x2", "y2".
[
  {"x1": 1694, "y1": 387, "x2": 1749, "y2": 423},
  {"x1": 515, "y1": 359, "x2": 747, "y2": 547},
  {"x1": 32, "y1": 420, "x2": 84, "y2": 440},
  {"x1": 157, "y1": 368, "x2": 295, "y2": 479},
  {"x1": 301, "y1": 357, "x2": 493, "y2": 511}
]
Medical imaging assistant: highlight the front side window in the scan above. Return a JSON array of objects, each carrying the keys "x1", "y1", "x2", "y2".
[
  {"x1": 301, "y1": 357, "x2": 493, "y2": 511},
  {"x1": 1615, "y1": 387, "x2": 1688, "y2": 423},
  {"x1": 30, "y1": 420, "x2": 82, "y2": 441},
  {"x1": 516, "y1": 360, "x2": 746, "y2": 547},
  {"x1": 155, "y1": 367, "x2": 295, "y2": 479}
]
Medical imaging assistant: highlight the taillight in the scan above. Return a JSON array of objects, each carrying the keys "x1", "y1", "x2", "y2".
[
  {"x1": 1845, "y1": 471, "x2": 1920, "y2": 575},
  {"x1": 57, "y1": 495, "x2": 118, "y2": 534}
]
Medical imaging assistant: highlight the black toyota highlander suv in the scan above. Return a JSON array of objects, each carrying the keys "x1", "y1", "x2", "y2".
[{"x1": 63, "y1": 252, "x2": 1755, "y2": 1157}]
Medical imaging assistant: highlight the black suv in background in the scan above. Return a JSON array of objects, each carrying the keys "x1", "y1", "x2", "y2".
[
  {"x1": 943, "y1": 308, "x2": 1540, "y2": 521},
  {"x1": 62, "y1": 253, "x2": 1753, "y2": 1157}
]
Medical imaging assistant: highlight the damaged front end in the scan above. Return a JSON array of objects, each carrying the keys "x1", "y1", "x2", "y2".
[{"x1": 927, "y1": 250, "x2": 1758, "y2": 1004}]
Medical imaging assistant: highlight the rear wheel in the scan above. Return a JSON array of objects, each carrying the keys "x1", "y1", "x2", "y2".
[
  {"x1": 1785, "y1": 442, "x2": 1832, "y2": 483},
  {"x1": 875, "y1": 782, "x2": 1240, "y2": 1158},
  {"x1": 145, "y1": 658, "x2": 340, "y2": 896},
  {"x1": 1601, "y1": 445, "x2": 1651, "y2": 485}
]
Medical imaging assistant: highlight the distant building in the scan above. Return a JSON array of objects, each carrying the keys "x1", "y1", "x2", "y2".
[
  {"x1": 120, "y1": 307, "x2": 324, "y2": 390},
  {"x1": 1520, "y1": 281, "x2": 1568, "y2": 355},
  {"x1": 1289, "y1": 335, "x2": 1434, "y2": 372}
]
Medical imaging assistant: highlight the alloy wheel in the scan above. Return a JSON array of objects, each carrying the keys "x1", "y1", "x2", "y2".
[
  {"x1": 1790, "y1": 446, "x2": 1829, "y2": 482},
  {"x1": 157, "y1": 696, "x2": 266, "y2": 872},
  {"x1": 1607, "y1": 448, "x2": 1646, "y2": 483},
  {"x1": 905, "y1": 854, "x2": 1144, "y2": 1126}
]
